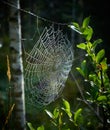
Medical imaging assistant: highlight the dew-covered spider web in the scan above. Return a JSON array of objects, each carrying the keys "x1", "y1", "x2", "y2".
[
  {"x1": 24, "y1": 24, "x2": 74, "y2": 108},
  {"x1": 0, "y1": 0, "x2": 76, "y2": 109}
]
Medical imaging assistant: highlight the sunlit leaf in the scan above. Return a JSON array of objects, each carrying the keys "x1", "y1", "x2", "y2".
[
  {"x1": 76, "y1": 67, "x2": 85, "y2": 77},
  {"x1": 53, "y1": 108, "x2": 59, "y2": 119},
  {"x1": 89, "y1": 74, "x2": 97, "y2": 81},
  {"x1": 74, "y1": 108, "x2": 83, "y2": 126},
  {"x1": 92, "y1": 39, "x2": 103, "y2": 49},
  {"x1": 37, "y1": 125, "x2": 45, "y2": 130},
  {"x1": 64, "y1": 109, "x2": 72, "y2": 118},
  {"x1": 58, "y1": 112, "x2": 62, "y2": 125},
  {"x1": 45, "y1": 110, "x2": 54, "y2": 119},
  {"x1": 72, "y1": 22, "x2": 80, "y2": 29},
  {"x1": 77, "y1": 60, "x2": 88, "y2": 78},
  {"x1": 27, "y1": 122, "x2": 35, "y2": 130},
  {"x1": 62, "y1": 99, "x2": 72, "y2": 118},
  {"x1": 82, "y1": 17, "x2": 90, "y2": 28},
  {"x1": 87, "y1": 42, "x2": 92, "y2": 49},
  {"x1": 74, "y1": 108, "x2": 82, "y2": 122},
  {"x1": 97, "y1": 95, "x2": 107, "y2": 101},
  {"x1": 62, "y1": 99, "x2": 70, "y2": 110},
  {"x1": 96, "y1": 49, "x2": 105, "y2": 63},
  {"x1": 81, "y1": 60, "x2": 87, "y2": 71},
  {"x1": 77, "y1": 43, "x2": 86, "y2": 50},
  {"x1": 83, "y1": 26, "x2": 93, "y2": 41}
]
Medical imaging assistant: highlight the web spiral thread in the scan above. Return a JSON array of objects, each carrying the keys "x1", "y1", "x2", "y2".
[{"x1": 24, "y1": 25, "x2": 74, "y2": 108}]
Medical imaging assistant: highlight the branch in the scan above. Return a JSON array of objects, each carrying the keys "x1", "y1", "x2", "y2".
[{"x1": 70, "y1": 72, "x2": 103, "y2": 123}]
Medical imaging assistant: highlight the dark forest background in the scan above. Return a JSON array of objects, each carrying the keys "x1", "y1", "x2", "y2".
[
  {"x1": 0, "y1": 0, "x2": 110, "y2": 129},
  {"x1": 0, "y1": 0, "x2": 110, "y2": 68}
]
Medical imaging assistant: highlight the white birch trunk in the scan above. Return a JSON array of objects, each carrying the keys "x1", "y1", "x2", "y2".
[{"x1": 9, "y1": 0, "x2": 26, "y2": 129}]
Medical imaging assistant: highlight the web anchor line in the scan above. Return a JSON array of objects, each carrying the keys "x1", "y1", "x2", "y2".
[
  {"x1": 1, "y1": 0, "x2": 82, "y2": 36},
  {"x1": 1, "y1": 0, "x2": 70, "y2": 26}
]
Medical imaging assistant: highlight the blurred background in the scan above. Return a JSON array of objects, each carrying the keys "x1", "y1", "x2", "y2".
[{"x1": 0, "y1": 0, "x2": 110, "y2": 129}]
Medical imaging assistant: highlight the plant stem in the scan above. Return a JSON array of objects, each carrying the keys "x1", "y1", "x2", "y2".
[{"x1": 100, "y1": 69, "x2": 107, "y2": 129}]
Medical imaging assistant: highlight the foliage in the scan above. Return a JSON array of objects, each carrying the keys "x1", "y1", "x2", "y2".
[
  {"x1": 71, "y1": 17, "x2": 110, "y2": 129},
  {"x1": 45, "y1": 99, "x2": 84, "y2": 130},
  {"x1": 27, "y1": 99, "x2": 83, "y2": 130},
  {"x1": 27, "y1": 17, "x2": 110, "y2": 129},
  {"x1": 27, "y1": 122, "x2": 44, "y2": 130}
]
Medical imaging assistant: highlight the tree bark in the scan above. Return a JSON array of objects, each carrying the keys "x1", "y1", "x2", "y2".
[{"x1": 9, "y1": 0, "x2": 26, "y2": 129}]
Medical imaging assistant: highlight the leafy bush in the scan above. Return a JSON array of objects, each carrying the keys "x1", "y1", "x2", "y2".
[{"x1": 28, "y1": 17, "x2": 110, "y2": 130}]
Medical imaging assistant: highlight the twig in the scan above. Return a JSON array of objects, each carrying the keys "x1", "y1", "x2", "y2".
[
  {"x1": 70, "y1": 72, "x2": 103, "y2": 122},
  {"x1": 2, "y1": 104, "x2": 15, "y2": 130}
]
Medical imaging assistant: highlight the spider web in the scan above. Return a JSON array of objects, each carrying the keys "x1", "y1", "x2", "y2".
[{"x1": 24, "y1": 25, "x2": 74, "y2": 108}]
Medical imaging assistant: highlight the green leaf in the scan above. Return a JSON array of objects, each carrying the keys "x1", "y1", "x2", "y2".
[
  {"x1": 83, "y1": 26, "x2": 93, "y2": 41},
  {"x1": 64, "y1": 109, "x2": 72, "y2": 118},
  {"x1": 87, "y1": 42, "x2": 92, "y2": 49},
  {"x1": 62, "y1": 99, "x2": 70, "y2": 110},
  {"x1": 92, "y1": 39, "x2": 103, "y2": 49},
  {"x1": 77, "y1": 43, "x2": 86, "y2": 50},
  {"x1": 62, "y1": 99, "x2": 72, "y2": 118},
  {"x1": 53, "y1": 108, "x2": 59, "y2": 119},
  {"x1": 82, "y1": 17, "x2": 90, "y2": 28},
  {"x1": 72, "y1": 22, "x2": 80, "y2": 29},
  {"x1": 81, "y1": 60, "x2": 87, "y2": 77},
  {"x1": 96, "y1": 49, "x2": 105, "y2": 63},
  {"x1": 51, "y1": 120, "x2": 57, "y2": 126},
  {"x1": 45, "y1": 110, "x2": 54, "y2": 119},
  {"x1": 37, "y1": 125, "x2": 44, "y2": 130},
  {"x1": 74, "y1": 108, "x2": 83, "y2": 126},
  {"x1": 76, "y1": 67, "x2": 85, "y2": 77},
  {"x1": 74, "y1": 108, "x2": 82, "y2": 121},
  {"x1": 58, "y1": 112, "x2": 62, "y2": 125},
  {"x1": 27, "y1": 122, "x2": 35, "y2": 130},
  {"x1": 89, "y1": 74, "x2": 97, "y2": 81},
  {"x1": 81, "y1": 60, "x2": 86, "y2": 70},
  {"x1": 97, "y1": 95, "x2": 107, "y2": 101}
]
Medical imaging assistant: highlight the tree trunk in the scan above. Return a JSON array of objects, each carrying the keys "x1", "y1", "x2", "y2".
[{"x1": 9, "y1": 0, "x2": 26, "y2": 129}]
